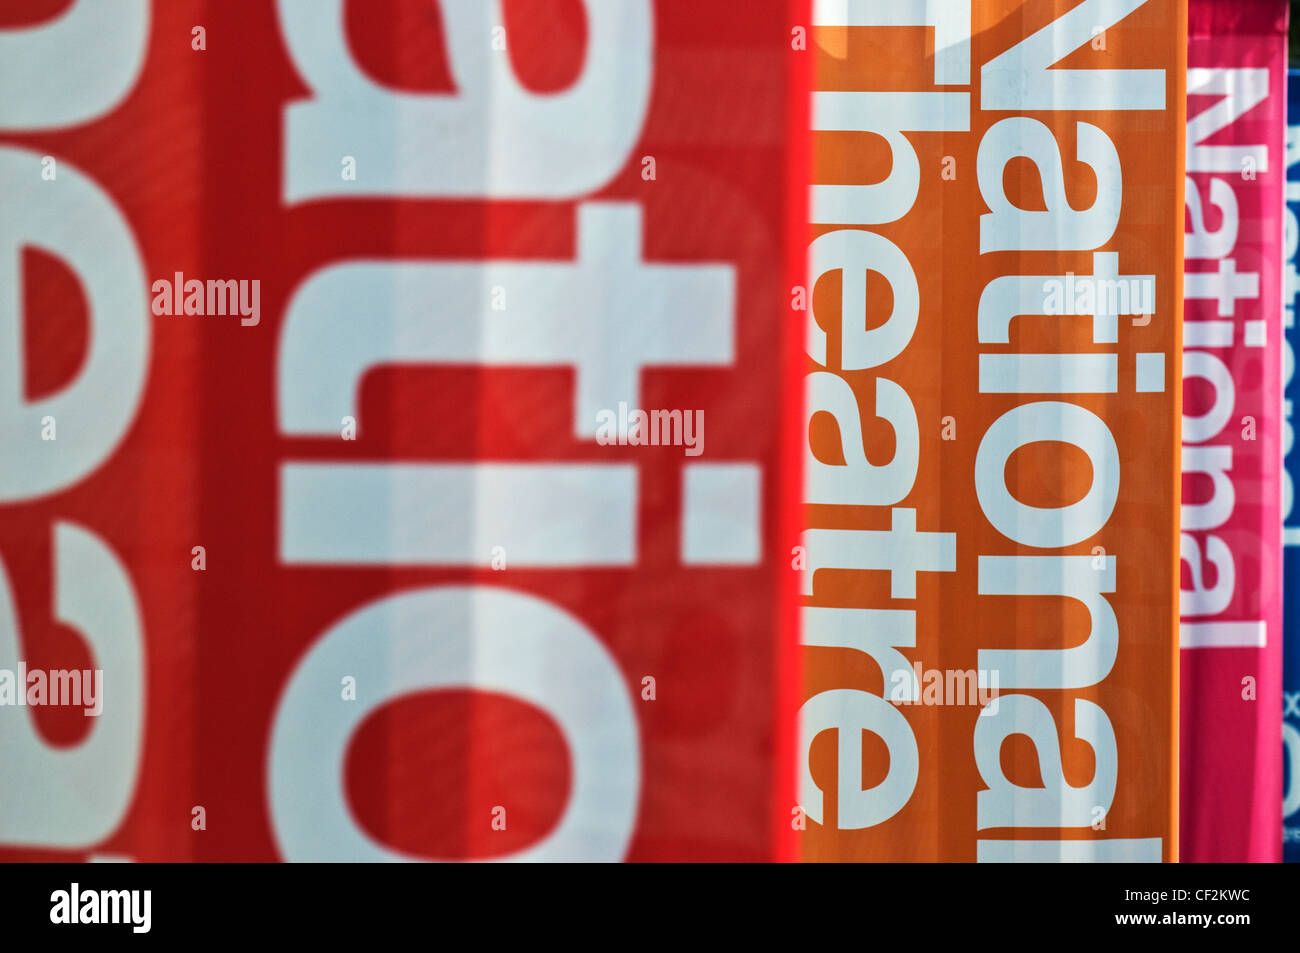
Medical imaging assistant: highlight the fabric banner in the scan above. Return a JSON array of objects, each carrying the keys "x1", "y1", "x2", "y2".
[
  {"x1": 1283, "y1": 67, "x2": 1300, "y2": 865},
  {"x1": 799, "y1": 0, "x2": 1184, "y2": 861},
  {"x1": 1181, "y1": 0, "x2": 1287, "y2": 864},
  {"x1": 0, "y1": 1, "x2": 806, "y2": 861}
]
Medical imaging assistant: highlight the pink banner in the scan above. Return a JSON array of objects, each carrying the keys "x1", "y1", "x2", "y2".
[{"x1": 1181, "y1": 0, "x2": 1287, "y2": 862}]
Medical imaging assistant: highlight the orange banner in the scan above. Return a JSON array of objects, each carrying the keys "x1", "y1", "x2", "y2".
[{"x1": 799, "y1": 0, "x2": 1185, "y2": 861}]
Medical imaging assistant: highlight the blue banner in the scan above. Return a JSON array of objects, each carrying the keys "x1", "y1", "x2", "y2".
[{"x1": 1283, "y1": 70, "x2": 1300, "y2": 862}]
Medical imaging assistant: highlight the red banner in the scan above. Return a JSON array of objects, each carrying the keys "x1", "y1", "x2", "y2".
[
  {"x1": 1180, "y1": 0, "x2": 1287, "y2": 864},
  {"x1": 0, "y1": 0, "x2": 806, "y2": 862}
]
